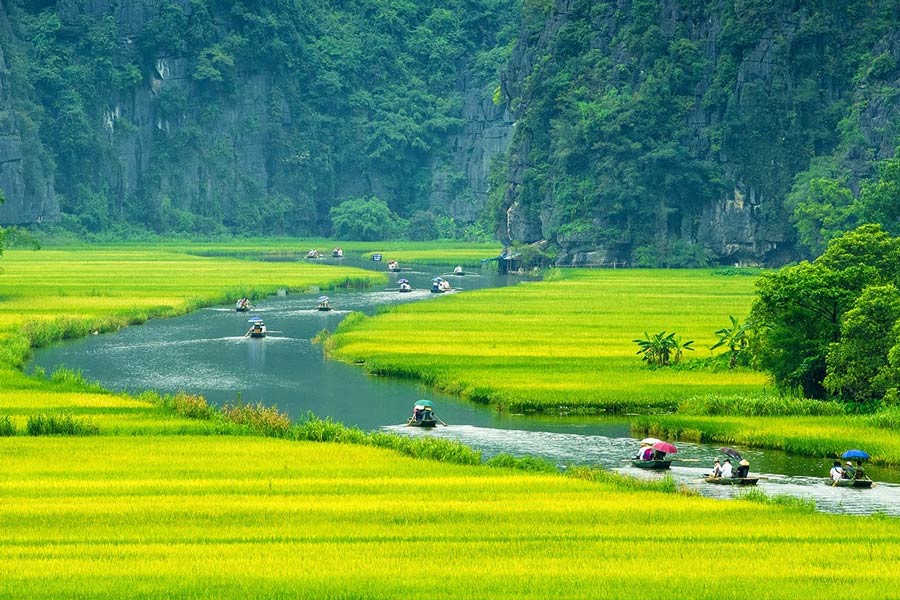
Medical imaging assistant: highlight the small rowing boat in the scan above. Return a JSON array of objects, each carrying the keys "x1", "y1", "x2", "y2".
[
  {"x1": 827, "y1": 478, "x2": 874, "y2": 488},
  {"x1": 705, "y1": 476, "x2": 759, "y2": 486},
  {"x1": 630, "y1": 459, "x2": 672, "y2": 470}
]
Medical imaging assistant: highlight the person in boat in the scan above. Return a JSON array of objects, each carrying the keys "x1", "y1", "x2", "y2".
[
  {"x1": 412, "y1": 405, "x2": 423, "y2": 422},
  {"x1": 439, "y1": 279, "x2": 451, "y2": 292},
  {"x1": 306, "y1": 249, "x2": 319, "y2": 259},
  {"x1": 651, "y1": 449, "x2": 666, "y2": 460},
  {"x1": 236, "y1": 298, "x2": 249, "y2": 310},
  {"x1": 829, "y1": 460, "x2": 844, "y2": 483},
  {"x1": 332, "y1": 247, "x2": 343, "y2": 258},
  {"x1": 853, "y1": 460, "x2": 868, "y2": 480},
  {"x1": 842, "y1": 461, "x2": 856, "y2": 479},
  {"x1": 711, "y1": 459, "x2": 722, "y2": 478},
  {"x1": 635, "y1": 444, "x2": 653, "y2": 460},
  {"x1": 453, "y1": 265, "x2": 463, "y2": 275},
  {"x1": 736, "y1": 459, "x2": 750, "y2": 478},
  {"x1": 720, "y1": 458, "x2": 733, "y2": 478},
  {"x1": 388, "y1": 260, "x2": 399, "y2": 271}
]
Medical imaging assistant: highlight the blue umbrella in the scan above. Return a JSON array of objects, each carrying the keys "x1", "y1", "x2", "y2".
[
  {"x1": 318, "y1": 296, "x2": 330, "y2": 302},
  {"x1": 247, "y1": 316, "x2": 264, "y2": 323},
  {"x1": 841, "y1": 449, "x2": 870, "y2": 461}
]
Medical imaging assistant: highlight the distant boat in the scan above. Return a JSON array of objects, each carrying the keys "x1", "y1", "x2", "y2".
[
  {"x1": 388, "y1": 260, "x2": 400, "y2": 272},
  {"x1": 317, "y1": 295, "x2": 333, "y2": 311},
  {"x1": 246, "y1": 316, "x2": 266, "y2": 338},
  {"x1": 398, "y1": 278, "x2": 412, "y2": 293},
  {"x1": 407, "y1": 399, "x2": 443, "y2": 427}
]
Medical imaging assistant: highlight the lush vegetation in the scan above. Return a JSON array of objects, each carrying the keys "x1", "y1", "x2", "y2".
[
  {"x1": 493, "y1": 0, "x2": 900, "y2": 264},
  {"x1": 328, "y1": 268, "x2": 769, "y2": 413},
  {"x1": 5, "y1": 244, "x2": 900, "y2": 596},
  {"x1": 10, "y1": 0, "x2": 520, "y2": 238},
  {"x1": 750, "y1": 225, "x2": 900, "y2": 402}
]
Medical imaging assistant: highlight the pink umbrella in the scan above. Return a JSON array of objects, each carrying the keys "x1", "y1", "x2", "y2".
[{"x1": 652, "y1": 441, "x2": 678, "y2": 454}]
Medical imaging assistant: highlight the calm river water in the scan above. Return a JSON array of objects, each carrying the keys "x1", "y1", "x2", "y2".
[{"x1": 32, "y1": 257, "x2": 900, "y2": 515}]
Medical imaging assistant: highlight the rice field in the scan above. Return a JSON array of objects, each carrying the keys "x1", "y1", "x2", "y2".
[
  {"x1": 0, "y1": 245, "x2": 386, "y2": 432},
  {"x1": 328, "y1": 268, "x2": 769, "y2": 412},
  {"x1": 3, "y1": 243, "x2": 900, "y2": 597},
  {"x1": 2, "y1": 435, "x2": 900, "y2": 599}
]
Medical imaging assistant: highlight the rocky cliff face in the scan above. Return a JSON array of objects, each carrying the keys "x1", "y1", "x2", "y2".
[
  {"x1": 497, "y1": 0, "x2": 900, "y2": 266},
  {"x1": 0, "y1": 0, "x2": 515, "y2": 232},
  {"x1": 0, "y1": 2, "x2": 57, "y2": 225}
]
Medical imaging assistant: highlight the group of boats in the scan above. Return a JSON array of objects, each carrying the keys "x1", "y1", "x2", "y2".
[
  {"x1": 305, "y1": 248, "x2": 344, "y2": 259},
  {"x1": 631, "y1": 439, "x2": 877, "y2": 488},
  {"x1": 238, "y1": 295, "x2": 336, "y2": 338}
]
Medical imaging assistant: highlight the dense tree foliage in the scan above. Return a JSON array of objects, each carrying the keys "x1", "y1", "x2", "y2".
[
  {"x1": 496, "y1": 0, "x2": 900, "y2": 264},
  {"x1": 751, "y1": 225, "x2": 900, "y2": 402},
  {"x1": 12, "y1": 0, "x2": 520, "y2": 237},
  {"x1": 329, "y1": 196, "x2": 403, "y2": 241}
]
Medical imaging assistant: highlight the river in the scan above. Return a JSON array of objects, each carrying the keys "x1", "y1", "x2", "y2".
[{"x1": 31, "y1": 256, "x2": 900, "y2": 515}]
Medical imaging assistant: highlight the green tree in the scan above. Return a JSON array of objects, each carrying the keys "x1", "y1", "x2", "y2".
[
  {"x1": 789, "y1": 176, "x2": 858, "y2": 257},
  {"x1": 859, "y1": 152, "x2": 900, "y2": 236},
  {"x1": 824, "y1": 285, "x2": 900, "y2": 403},
  {"x1": 711, "y1": 315, "x2": 749, "y2": 369},
  {"x1": 329, "y1": 196, "x2": 402, "y2": 241},
  {"x1": 633, "y1": 331, "x2": 693, "y2": 367},
  {"x1": 751, "y1": 225, "x2": 900, "y2": 398}
]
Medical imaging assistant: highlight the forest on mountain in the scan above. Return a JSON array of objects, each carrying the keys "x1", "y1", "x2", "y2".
[{"x1": 1, "y1": 0, "x2": 900, "y2": 266}]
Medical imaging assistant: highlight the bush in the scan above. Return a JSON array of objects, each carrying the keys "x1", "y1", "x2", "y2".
[
  {"x1": 26, "y1": 414, "x2": 100, "y2": 436},
  {"x1": 486, "y1": 452, "x2": 558, "y2": 472},
  {"x1": 221, "y1": 400, "x2": 292, "y2": 437},
  {"x1": 0, "y1": 416, "x2": 16, "y2": 436}
]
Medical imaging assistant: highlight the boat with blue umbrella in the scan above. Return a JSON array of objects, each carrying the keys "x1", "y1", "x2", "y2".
[
  {"x1": 245, "y1": 316, "x2": 266, "y2": 338},
  {"x1": 828, "y1": 449, "x2": 875, "y2": 487},
  {"x1": 398, "y1": 278, "x2": 412, "y2": 293},
  {"x1": 317, "y1": 296, "x2": 333, "y2": 311}
]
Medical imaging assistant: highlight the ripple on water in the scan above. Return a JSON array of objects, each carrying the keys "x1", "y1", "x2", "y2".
[{"x1": 385, "y1": 424, "x2": 900, "y2": 516}]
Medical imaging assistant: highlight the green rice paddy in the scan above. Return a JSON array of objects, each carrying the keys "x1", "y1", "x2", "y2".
[
  {"x1": 3, "y1": 436, "x2": 900, "y2": 599},
  {"x1": 2, "y1": 243, "x2": 900, "y2": 597},
  {"x1": 329, "y1": 268, "x2": 769, "y2": 412}
]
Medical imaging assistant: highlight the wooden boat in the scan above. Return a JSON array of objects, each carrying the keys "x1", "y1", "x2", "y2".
[
  {"x1": 827, "y1": 478, "x2": 874, "y2": 488},
  {"x1": 235, "y1": 305, "x2": 250, "y2": 312},
  {"x1": 406, "y1": 416, "x2": 437, "y2": 428},
  {"x1": 705, "y1": 476, "x2": 759, "y2": 486},
  {"x1": 248, "y1": 325, "x2": 266, "y2": 338},
  {"x1": 630, "y1": 459, "x2": 671, "y2": 470}
]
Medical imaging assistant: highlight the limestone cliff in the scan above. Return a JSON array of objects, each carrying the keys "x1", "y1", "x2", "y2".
[{"x1": 497, "y1": 0, "x2": 900, "y2": 266}]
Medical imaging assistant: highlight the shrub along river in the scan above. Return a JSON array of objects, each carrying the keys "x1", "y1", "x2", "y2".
[{"x1": 32, "y1": 257, "x2": 900, "y2": 515}]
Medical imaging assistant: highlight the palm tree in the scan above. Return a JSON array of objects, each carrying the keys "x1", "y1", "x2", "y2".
[
  {"x1": 634, "y1": 331, "x2": 693, "y2": 366},
  {"x1": 711, "y1": 315, "x2": 748, "y2": 368}
]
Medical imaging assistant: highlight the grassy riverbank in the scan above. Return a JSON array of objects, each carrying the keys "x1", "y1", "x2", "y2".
[
  {"x1": 328, "y1": 268, "x2": 768, "y2": 412},
  {"x1": 2, "y1": 243, "x2": 900, "y2": 597}
]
